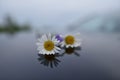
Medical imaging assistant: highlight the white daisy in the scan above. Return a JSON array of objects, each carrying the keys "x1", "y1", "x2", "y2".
[
  {"x1": 36, "y1": 33, "x2": 61, "y2": 55},
  {"x1": 61, "y1": 33, "x2": 81, "y2": 48}
]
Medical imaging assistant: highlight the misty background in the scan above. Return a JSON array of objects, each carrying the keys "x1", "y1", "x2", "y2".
[
  {"x1": 0, "y1": 0, "x2": 120, "y2": 32},
  {"x1": 0, "y1": 0, "x2": 120, "y2": 80}
]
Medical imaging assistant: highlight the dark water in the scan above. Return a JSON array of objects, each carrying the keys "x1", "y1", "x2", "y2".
[{"x1": 0, "y1": 32, "x2": 120, "y2": 80}]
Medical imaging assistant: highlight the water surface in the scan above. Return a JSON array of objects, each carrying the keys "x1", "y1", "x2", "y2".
[{"x1": 0, "y1": 32, "x2": 120, "y2": 80}]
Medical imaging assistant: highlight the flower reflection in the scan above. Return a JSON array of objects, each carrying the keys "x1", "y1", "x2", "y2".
[
  {"x1": 38, "y1": 54, "x2": 61, "y2": 68},
  {"x1": 37, "y1": 47, "x2": 82, "y2": 68},
  {"x1": 61, "y1": 47, "x2": 82, "y2": 56}
]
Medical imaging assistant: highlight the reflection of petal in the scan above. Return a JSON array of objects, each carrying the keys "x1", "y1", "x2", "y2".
[
  {"x1": 65, "y1": 47, "x2": 75, "y2": 54},
  {"x1": 74, "y1": 52, "x2": 80, "y2": 57},
  {"x1": 54, "y1": 59, "x2": 59, "y2": 67},
  {"x1": 38, "y1": 54, "x2": 61, "y2": 68},
  {"x1": 37, "y1": 47, "x2": 82, "y2": 68},
  {"x1": 45, "y1": 61, "x2": 49, "y2": 66},
  {"x1": 61, "y1": 47, "x2": 82, "y2": 56},
  {"x1": 75, "y1": 47, "x2": 82, "y2": 50}
]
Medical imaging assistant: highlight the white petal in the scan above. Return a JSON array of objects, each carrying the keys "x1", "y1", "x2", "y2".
[
  {"x1": 54, "y1": 49, "x2": 59, "y2": 53},
  {"x1": 38, "y1": 38, "x2": 41, "y2": 42},
  {"x1": 61, "y1": 44, "x2": 64, "y2": 47},
  {"x1": 40, "y1": 50, "x2": 43, "y2": 54},
  {"x1": 52, "y1": 36, "x2": 56, "y2": 41},
  {"x1": 36, "y1": 42, "x2": 43, "y2": 46},
  {"x1": 38, "y1": 50, "x2": 43, "y2": 54},
  {"x1": 51, "y1": 51, "x2": 55, "y2": 54},
  {"x1": 37, "y1": 47, "x2": 41, "y2": 50},
  {"x1": 36, "y1": 42, "x2": 40, "y2": 45},
  {"x1": 55, "y1": 46, "x2": 61, "y2": 50},
  {"x1": 38, "y1": 46, "x2": 43, "y2": 49},
  {"x1": 54, "y1": 40, "x2": 59, "y2": 45},
  {"x1": 39, "y1": 38, "x2": 45, "y2": 43},
  {"x1": 48, "y1": 33, "x2": 51, "y2": 40},
  {"x1": 46, "y1": 51, "x2": 50, "y2": 55},
  {"x1": 42, "y1": 34, "x2": 47, "y2": 41},
  {"x1": 71, "y1": 45, "x2": 74, "y2": 48},
  {"x1": 40, "y1": 36, "x2": 45, "y2": 41},
  {"x1": 66, "y1": 45, "x2": 69, "y2": 48}
]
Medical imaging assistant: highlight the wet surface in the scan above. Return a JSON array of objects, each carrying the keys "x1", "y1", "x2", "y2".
[{"x1": 0, "y1": 32, "x2": 120, "y2": 80}]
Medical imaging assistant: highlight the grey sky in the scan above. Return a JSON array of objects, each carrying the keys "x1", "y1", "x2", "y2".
[{"x1": 0, "y1": 0, "x2": 120, "y2": 31}]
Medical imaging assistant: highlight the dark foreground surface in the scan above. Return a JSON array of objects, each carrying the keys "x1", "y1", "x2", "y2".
[{"x1": 0, "y1": 32, "x2": 120, "y2": 80}]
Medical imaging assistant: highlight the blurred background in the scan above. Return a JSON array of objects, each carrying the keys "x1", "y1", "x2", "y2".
[
  {"x1": 0, "y1": 0, "x2": 120, "y2": 80},
  {"x1": 0, "y1": 0, "x2": 120, "y2": 32}
]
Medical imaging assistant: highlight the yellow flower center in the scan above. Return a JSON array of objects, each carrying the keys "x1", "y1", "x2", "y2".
[
  {"x1": 44, "y1": 40, "x2": 54, "y2": 51},
  {"x1": 65, "y1": 35, "x2": 75, "y2": 45}
]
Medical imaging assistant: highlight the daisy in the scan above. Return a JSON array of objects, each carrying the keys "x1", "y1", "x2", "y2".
[
  {"x1": 61, "y1": 33, "x2": 81, "y2": 48},
  {"x1": 36, "y1": 33, "x2": 61, "y2": 55}
]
